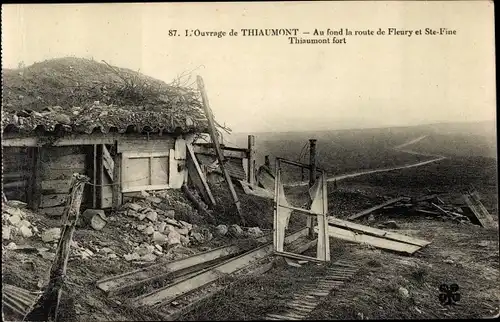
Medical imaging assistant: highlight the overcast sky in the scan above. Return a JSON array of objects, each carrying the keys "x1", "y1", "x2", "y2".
[{"x1": 2, "y1": 2, "x2": 495, "y2": 133}]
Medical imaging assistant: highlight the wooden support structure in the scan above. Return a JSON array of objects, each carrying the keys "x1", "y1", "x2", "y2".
[
  {"x1": 112, "y1": 142, "x2": 122, "y2": 209},
  {"x1": 25, "y1": 174, "x2": 89, "y2": 322},
  {"x1": 307, "y1": 139, "x2": 317, "y2": 237},
  {"x1": 197, "y1": 75, "x2": 243, "y2": 221},
  {"x1": 274, "y1": 157, "x2": 330, "y2": 262},
  {"x1": 247, "y1": 135, "x2": 256, "y2": 185}
]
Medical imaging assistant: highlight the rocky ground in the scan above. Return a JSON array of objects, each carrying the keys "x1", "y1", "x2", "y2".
[{"x1": 1, "y1": 187, "x2": 266, "y2": 321}]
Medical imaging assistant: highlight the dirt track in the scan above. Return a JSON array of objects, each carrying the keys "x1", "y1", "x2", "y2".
[{"x1": 289, "y1": 135, "x2": 445, "y2": 187}]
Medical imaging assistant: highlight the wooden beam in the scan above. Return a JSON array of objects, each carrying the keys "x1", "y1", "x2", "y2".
[
  {"x1": 328, "y1": 218, "x2": 430, "y2": 247},
  {"x1": 25, "y1": 174, "x2": 89, "y2": 322},
  {"x1": 192, "y1": 144, "x2": 249, "y2": 159},
  {"x1": 321, "y1": 226, "x2": 424, "y2": 255},
  {"x1": 92, "y1": 145, "x2": 97, "y2": 208},
  {"x1": 112, "y1": 143, "x2": 122, "y2": 210},
  {"x1": 96, "y1": 145, "x2": 104, "y2": 208},
  {"x1": 101, "y1": 145, "x2": 114, "y2": 181},
  {"x1": 347, "y1": 197, "x2": 407, "y2": 220},
  {"x1": 247, "y1": 135, "x2": 256, "y2": 185},
  {"x1": 308, "y1": 139, "x2": 317, "y2": 237},
  {"x1": 133, "y1": 227, "x2": 308, "y2": 307},
  {"x1": 32, "y1": 147, "x2": 42, "y2": 211},
  {"x1": 186, "y1": 144, "x2": 216, "y2": 207},
  {"x1": 197, "y1": 76, "x2": 242, "y2": 220}
]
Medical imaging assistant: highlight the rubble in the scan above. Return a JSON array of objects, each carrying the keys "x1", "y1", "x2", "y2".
[
  {"x1": 82, "y1": 209, "x2": 107, "y2": 230},
  {"x1": 228, "y1": 224, "x2": 244, "y2": 238},
  {"x1": 215, "y1": 224, "x2": 228, "y2": 237},
  {"x1": 41, "y1": 228, "x2": 62, "y2": 243},
  {"x1": 246, "y1": 227, "x2": 264, "y2": 238}
]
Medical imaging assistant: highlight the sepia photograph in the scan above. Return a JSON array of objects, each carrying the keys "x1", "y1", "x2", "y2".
[{"x1": 1, "y1": 1, "x2": 497, "y2": 321}]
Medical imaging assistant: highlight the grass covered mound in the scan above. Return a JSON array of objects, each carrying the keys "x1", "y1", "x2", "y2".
[{"x1": 1, "y1": 57, "x2": 228, "y2": 134}]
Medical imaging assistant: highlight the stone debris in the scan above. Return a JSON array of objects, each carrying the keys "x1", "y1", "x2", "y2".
[
  {"x1": 228, "y1": 224, "x2": 244, "y2": 238},
  {"x1": 144, "y1": 226, "x2": 155, "y2": 235},
  {"x1": 398, "y1": 286, "x2": 410, "y2": 299},
  {"x1": 20, "y1": 226, "x2": 33, "y2": 238},
  {"x1": 3, "y1": 226, "x2": 12, "y2": 240},
  {"x1": 215, "y1": 224, "x2": 228, "y2": 237},
  {"x1": 42, "y1": 228, "x2": 62, "y2": 243},
  {"x1": 246, "y1": 227, "x2": 264, "y2": 238},
  {"x1": 146, "y1": 211, "x2": 158, "y2": 222},
  {"x1": 164, "y1": 210, "x2": 175, "y2": 219},
  {"x1": 82, "y1": 209, "x2": 108, "y2": 230}
]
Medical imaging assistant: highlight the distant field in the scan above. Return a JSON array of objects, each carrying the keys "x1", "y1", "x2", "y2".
[{"x1": 230, "y1": 121, "x2": 496, "y2": 183}]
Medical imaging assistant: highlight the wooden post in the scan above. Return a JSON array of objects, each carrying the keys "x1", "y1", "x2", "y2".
[
  {"x1": 25, "y1": 174, "x2": 89, "y2": 322},
  {"x1": 307, "y1": 139, "x2": 317, "y2": 237},
  {"x1": 264, "y1": 155, "x2": 270, "y2": 168},
  {"x1": 96, "y1": 145, "x2": 104, "y2": 208},
  {"x1": 29, "y1": 147, "x2": 42, "y2": 211},
  {"x1": 92, "y1": 145, "x2": 97, "y2": 208},
  {"x1": 197, "y1": 75, "x2": 244, "y2": 222},
  {"x1": 247, "y1": 135, "x2": 256, "y2": 185},
  {"x1": 112, "y1": 142, "x2": 122, "y2": 210}
]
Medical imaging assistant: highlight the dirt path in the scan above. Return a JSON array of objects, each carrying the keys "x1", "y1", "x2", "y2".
[{"x1": 288, "y1": 135, "x2": 445, "y2": 187}]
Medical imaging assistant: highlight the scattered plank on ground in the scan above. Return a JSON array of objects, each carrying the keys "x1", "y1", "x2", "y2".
[
  {"x1": 328, "y1": 218, "x2": 430, "y2": 247},
  {"x1": 321, "y1": 225, "x2": 423, "y2": 255},
  {"x1": 347, "y1": 197, "x2": 408, "y2": 220},
  {"x1": 463, "y1": 194, "x2": 496, "y2": 229}
]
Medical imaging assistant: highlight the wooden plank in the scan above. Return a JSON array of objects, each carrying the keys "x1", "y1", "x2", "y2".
[
  {"x1": 328, "y1": 218, "x2": 430, "y2": 247},
  {"x1": 96, "y1": 244, "x2": 244, "y2": 295},
  {"x1": 134, "y1": 227, "x2": 307, "y2": 307},
  {"x1": 247, "y1": 135, "x2": 256, "y2": 185},
  {"x1": 2, "y1": 171, "x2": 30, "y2": 181},
  {"x1": 102, "y1": 145, "x2": 114, "y2": 180},
  {"x1": 347, "y1": 197, "x2": 407, "y2": 220},
  {"x1": 41, "y1": 180, "x2": 72, "y2": 194},
  {"x1": 32, "y1": 147, "x2": 42, "y2": 211},
  {"x1": 463, "y1": 194, "x2": 495, "y2": 229},
  {"x1": 40, "y1": 168, "x2": 86, "y2": 181},
  {"x1": 239, "y1": 180, "x2": 274, "y2": 199},
  {"x1": 186, "y1": 144, "x2": 216, "y2": 207},
  {"x1": 175, "y1": 138, "x2": 187, "y2": 160},
  {"x1": 257, "y1": 166, "x2": 275, "y2": 191},
  {"x1": 92, "y1": 145, "x2": 97, "y2": 208},
  {"x1": 39, "y1": 206, "x2": 66, "y2": 217},
  {"x1": 197, "y1": 76, "x2": 242, "y2": 218},
  {"x1": 275, "y1": 251, "x2": 323, "y2": 263},
  {"x1": 40, "y1": 153, "x2": 87, "y2": 169},
  {"x1": 321, "y1": 226, "x2": 423, "y2": 255},
  {"x1": 117, "y1": 137, "x2": 175, "y2": 153},
  {"x1": 122, "y1": 184, "x2": 170, "y2": 193},
  {"x1": 192, "y1": 144, "x2": 248, "y2": 159},
  {"x1": 26, "y1": 174, "x2": 88, "y2": 322},
  {"x1": 431, "y1": 202, "x2": 452, "y2": 217},
  {"x1": 135, "y1": 243, "x2": 274, "y2": 307},
  {"x1": 40, "y1": 194, "x2": 67, "y2": 208},
  {"x1": 122, "y1": 151, "x2": 169, "y2": 159},
  {"x1": 169, "y1": 149, "x2": 184, "y2": 189},
  {"x1": 112, "y1": 149, "x2": 122, "y2": 209}
]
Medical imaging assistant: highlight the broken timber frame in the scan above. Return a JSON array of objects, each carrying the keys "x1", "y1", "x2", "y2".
[
  {"x1": 274, "y1": 157, "x2": 330, "y2": 262},
  {"x1": 25, "y1": 174, "x2": 89, "y2": 322},
  {"x1": 197, "y1": 75, "x2": 243, "y2": 221}
]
